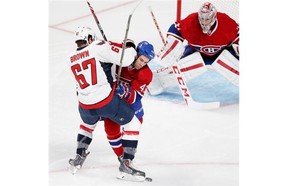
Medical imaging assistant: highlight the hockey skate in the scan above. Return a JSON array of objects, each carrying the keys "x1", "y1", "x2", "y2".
[
  {"x1": 117, "y1": 155, "x2": 124, "y2": 163},
  {"x1": 117, "y1": 159, "x2": 146, "y2": 182},
  {"x1": 68, "y1": 150, "x2": 90, "y2": 175}
]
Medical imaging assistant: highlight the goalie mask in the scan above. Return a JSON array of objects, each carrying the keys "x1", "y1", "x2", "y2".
[
  {"x1": 75, "y1": 26, "x2": 96, "y2": 43},
  {"x1": 136, "y1": 41, "x2": 155, "y2": 60},
  {"x1": 198, "y1": 2, "x2": 217, "y2": 34}
]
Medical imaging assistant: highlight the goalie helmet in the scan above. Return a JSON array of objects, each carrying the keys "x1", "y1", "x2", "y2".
[
  {"x1": 198, "y1": 2, "x2": 217, "y2": 34},
  {"x1": 136, "y1": 41, "x2": 155, "y2": 60},
  {"x1": 75, "y1": 26, "x2": 96, "y2": 43}
]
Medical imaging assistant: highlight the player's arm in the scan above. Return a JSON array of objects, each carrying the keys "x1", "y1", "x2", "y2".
[
  {"x1": 130, "y1": 67, "x2": 153, "y2": 96},
  {"x1": 166, "y1": 22, "x2": 184, "y2": 41},
  {"x1": 116, "y1": 67, "x2": 152, "y2": 104},
  {"x1": 225, "y1": 21, "x2": 239, "y2": 58},
  {"x1": 231, "y1": 25, "x2": 239, "y2": 57},
  {"x1": 95, "y1": 40, "x2": 137, "y2": 67},
  {"x1": 115, "y1": 81, "x2": 136, "y2": 104}
]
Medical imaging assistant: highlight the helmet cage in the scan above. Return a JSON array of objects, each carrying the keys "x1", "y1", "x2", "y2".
[{"x1": 198, "y1": 2, "x2": 217, "y2": 34}]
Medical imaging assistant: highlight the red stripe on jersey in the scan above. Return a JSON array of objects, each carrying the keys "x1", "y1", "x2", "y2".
[
  {"x1": 80, "y1": 124, "x2": 94, "y2": 133},
  {"x1": 161, "y1": 40, "x2": 179, "y2": 60},
  {"x1": 123, "y1": 131, "x2": 139, "y2": 135},
  {"x1": 79, "y1": 83, "x2": 116, "y2": 109},
  {"x1": 107, "y1": 133, "x2": 122, "y2": 140},
  {"x1": 217, "y1": 59, "x2": 239, "y2": 75},
  {"x1": 180, "y1": 63, "x2": 204, "y2": 72}
]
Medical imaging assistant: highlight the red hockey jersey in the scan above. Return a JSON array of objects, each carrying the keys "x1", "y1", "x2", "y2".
[
  {"x1": 169, "y1": 12, "x2": 239, "y2": 56},
  {"x1": 118, "y1": 65, "x2": 153, "y2": 96}
]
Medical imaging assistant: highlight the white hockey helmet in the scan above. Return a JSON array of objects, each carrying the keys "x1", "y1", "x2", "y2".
[
  {"x1": 74, "y1": 26, "x2": 96, "y2": 43},
  {"x1": 198, "y1": 2, "x2": 217, "y2": 34}
]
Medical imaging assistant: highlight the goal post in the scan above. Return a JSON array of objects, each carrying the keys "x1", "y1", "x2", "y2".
[{"x1": 176, "y1": 0, "x2": 182, "y2": 21}]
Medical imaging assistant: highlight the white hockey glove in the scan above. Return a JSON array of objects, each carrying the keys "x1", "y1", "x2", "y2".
[
  {"x1": 155, "y1": 35, "x2": 188, "y2": 67},
  {"x1": 232, "y1": 44, "x2": 239, "y2": 56}
]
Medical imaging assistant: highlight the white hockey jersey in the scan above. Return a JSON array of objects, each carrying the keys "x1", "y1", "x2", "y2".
[{"x1": 69, "y1": 40, "x2": 137, "y2": 109}]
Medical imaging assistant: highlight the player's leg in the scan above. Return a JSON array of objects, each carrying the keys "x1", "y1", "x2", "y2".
[
  {"x1": 68, "y1": 105, "x2": 100, "y2": 174},
  {"x1": 104, "y1": 98, "x2": 144, "y2": 163},
  {"x1": 104, "y1": 118, "x2": 124, "y2": 159},
  {"x1": 100, "y1": 95, "x2": 147, "y2": 181}
]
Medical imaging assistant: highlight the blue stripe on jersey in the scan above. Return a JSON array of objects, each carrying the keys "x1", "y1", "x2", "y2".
[
  {"x1": 167, "y1": 23, "x2": 183, "y2": 39},
  {"x1": 109, "y1": 140, "x2": 122, "y2": 146}
]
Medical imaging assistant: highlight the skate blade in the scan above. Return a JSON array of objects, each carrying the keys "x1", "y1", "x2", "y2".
[
  {"x1": 68, "y1": 164, "x2": 80, "y2": 175},
  {"x1": 117, "y1": 172, "x2": 145, "y2": 182}
]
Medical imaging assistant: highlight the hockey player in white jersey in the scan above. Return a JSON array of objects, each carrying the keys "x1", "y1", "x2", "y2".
[{"x1": 68, "y1": 26, "x2": 148, "y2": 182}]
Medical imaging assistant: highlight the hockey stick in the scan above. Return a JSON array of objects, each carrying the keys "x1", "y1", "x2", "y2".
[
  {"x1": 86, "y1": 0, "x2": 142, "y2": 84},
  {"x1": 116, "y1": 0, "x2": 143, "y2": 84},
  {"x1": 148, "y1": 6, "x2": 220, "y2": 109},
  {"x1": 148, "y1": 6, "x2": 165, "y2": 44},
  {"x1": 86, "y1": 0, "x2": 108, "y2": 41}
]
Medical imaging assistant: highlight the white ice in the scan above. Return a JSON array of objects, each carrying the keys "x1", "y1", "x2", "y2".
[{"x1": 49, "y1": 0, "x2": 238, "y2": 185}]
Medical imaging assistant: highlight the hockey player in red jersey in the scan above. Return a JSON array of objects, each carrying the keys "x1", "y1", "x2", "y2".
[
  {"x1": 103, "y1": 40, "x2": 154, "y2": 161},
  {"x1": 68, "y1": 26, "x2": 152, "y2": 181},
  {"x1": 148, "y1": 2, "x2": 239, "y2": 96},
  {"x1": 158, "y1": 1, "x2": 239, "y2": 65}
]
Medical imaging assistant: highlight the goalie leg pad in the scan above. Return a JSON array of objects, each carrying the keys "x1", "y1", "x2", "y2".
[
  {"x1": 211, "y1": 49, "x2": 239, "y2": 86},
  {"x1": 146, "y1": 66, "x2": 177, "y2": 95},
  {"x1": 146, "y1": 52, "x2": 207, "y2": 95},
  {"x1": 178, "y1": 52, "x2": 207, "y2": 81}
]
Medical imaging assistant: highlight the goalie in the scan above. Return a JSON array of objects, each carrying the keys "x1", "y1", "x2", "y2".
[{"x1": 148, "y1": 2, "x2": 239, "y2": 95}]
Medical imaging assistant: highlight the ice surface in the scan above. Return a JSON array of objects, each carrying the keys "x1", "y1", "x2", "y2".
[{"x1": 49, "y1": 1, "x2": 238, "y2": 185}]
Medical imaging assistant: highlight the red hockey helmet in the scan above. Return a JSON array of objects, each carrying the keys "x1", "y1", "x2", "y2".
[{"x1": 198, "y1": 2, "x2": 217, "y2": 34}]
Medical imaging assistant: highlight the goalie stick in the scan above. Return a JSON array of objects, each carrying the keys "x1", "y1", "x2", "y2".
[{"x1": 148, "y1": 6, "x2": 220, "y2": 109}]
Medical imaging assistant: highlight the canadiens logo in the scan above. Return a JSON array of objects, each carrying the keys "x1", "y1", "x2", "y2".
[{"x1": 200, "y1": 45, "x2": 222, "y2": 55}]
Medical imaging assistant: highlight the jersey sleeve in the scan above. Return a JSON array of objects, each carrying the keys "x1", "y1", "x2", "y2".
[
  {"x1": 130, "y1": 66, "x2": 153, "y2": 96},
  {"x1": 120, "y1": 66, "x2": 153, "y2": 105},
  {"x1": 95, "y1": 40, "x2": 137, "y2": 67},
  {"x1": 167, "y1": 23, "x2": 184, "y2": 41}
]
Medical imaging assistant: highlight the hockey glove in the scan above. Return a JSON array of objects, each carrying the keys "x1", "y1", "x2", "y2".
[
  {"x1": 123, "y1": 38, "x2": 136, "y2": 49},
  {"x1": 115, "y1": 82, "x2": 132, "y2": 100}
]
